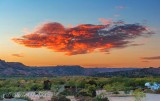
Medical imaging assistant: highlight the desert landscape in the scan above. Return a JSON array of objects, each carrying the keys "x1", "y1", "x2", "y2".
[{"x1": 0, "y1": 0, "x2": 160, "y2": 101}]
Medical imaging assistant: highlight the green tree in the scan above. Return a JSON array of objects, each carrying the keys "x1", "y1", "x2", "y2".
[
  {"x1": 78, "y1": 89, "x2": 91, "y2": 96},
  {"x1": 51, "y1": 84, "x2": 61, "y2": 95},
  {"x1": 95, "y1": 92, "x2": 109, "y2": 101},
  {"x1": 43, "y1": 80, "x2": 52, "y2": 90},
  {"x1": 31, "y1": 83, "x2": 43, "y2": 91},
  {"x1": 88, "y1": 85, "x2": 96, "y2": 97},
  {"x1": 133, "y1": 90, "x2": 146, "y2": 101}
]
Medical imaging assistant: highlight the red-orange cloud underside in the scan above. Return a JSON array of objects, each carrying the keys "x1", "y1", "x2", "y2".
[{"x1": 13, "y1": 21, "x2": 153, "y2": 55}]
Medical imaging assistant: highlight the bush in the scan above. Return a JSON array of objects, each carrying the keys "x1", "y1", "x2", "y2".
[
  {"x1": 4, "y1": 92, "x2": 14, "y2": 99},
  {"x1": 76, "y1": 96, "x2": 93, "y2": 101},
  {"x1": 30, "y1": 84, "x2": 42, "y2": 91},
  {"x1": 112, "y1": 91, "x2": 119, "y2": 94},
  {"x1": 0, "y1": 93, "x2": 3, "y2": 100},
  {"x1": 133, "y1": 90, "x2": 146, "y2": 101},
  {"x1": 60, "y1": 89, "x2": 75, "y2": 96},
  {"x1": 155, "y1": 89, "x2": 160, "y2": 94},
  {"x1": 51, "y1": 95, "x2": 70, "y2": 101},
  {"x1": 0, "y1": 97, "x2": 3, "y2": 100},
  {"x1": 43, "y1": 80, "x2": 52, "y2": 90},
  {"x1": 78, "y1": 89, "x2": 91, "y2": 97},
  {"x1": 144, "y1": 89, "x2": 153, "y2": 93},
  {"x1": 95, "y1": 95, "x2": 110, "y2": 101},
  {"x1": 101, "y1": 98, "x2": 109, "y2": 101},
  {"x1": 94, "y1": 97, "x2": 109, "y2": 101}
]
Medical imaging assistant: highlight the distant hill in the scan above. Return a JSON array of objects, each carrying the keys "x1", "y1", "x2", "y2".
[
  {"x1": 93, "y1": 68, "x2": 160, "y2": 77},
  {"x1": 1, "y1": 59, "x2": 159, "y2": 77},
  {"x1": 0, "y1": 59, "x2": 86, "y2": 77}
]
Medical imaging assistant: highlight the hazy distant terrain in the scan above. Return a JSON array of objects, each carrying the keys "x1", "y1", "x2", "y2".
[
  {"x1": 0, "y1": 59, "x2": 159, "y2": 77},
  {"x1": 93, "y1": 68, "x2": 160, "y2": 77}
]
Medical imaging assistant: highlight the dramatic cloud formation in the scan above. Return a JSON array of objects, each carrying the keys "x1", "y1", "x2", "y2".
[
  {"x1": 13, "y1": 20, "x2": 153, "y2": 55},
  {"x1": 12, "y1": 54, "x2": 23, "y2": 57},
  {"x1": 141, "y1": 56, "x2": 160, "y2": 60}
]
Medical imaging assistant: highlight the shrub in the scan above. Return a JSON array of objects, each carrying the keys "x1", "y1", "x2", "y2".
[
  {"x1": 43, "y1": 80, "x2": 52, "y2": 90},
  {"x1": 0, "y1": 97, "x2": 3, "y2": 100},
  {"x1": 155, "y1": 89, "x2": 160, "y2": 94},
  {"x1": 51, "y1": 95, "x2": 70, "y2": 101},
  {"x1": 112, "y1": 91, "x2": 119, "y2": 94},
  {"x1": 78, "y1": 89, "x2": 91, "y2": 97},
  {"x1": 144, "y1": 89, "x2": 153, "y2": 93},
  {"x1": 94, "y1": 97, "x2": 110, "y2": 101},
  {"x1": 95, "y1": 95, "x2": 110, "y2": 101},
  {"x1": 4, "y1": 92, "x2": 14, "y2": 99},
  {"x1": 0, "y1": 93, "x2": 3, "y2": 100},
  {"x1": 76, "y1": 96, "x2": 93, "y2": 101},
  {"x1": 133, "y1": 90, "x2": 146, "y2": 101}
]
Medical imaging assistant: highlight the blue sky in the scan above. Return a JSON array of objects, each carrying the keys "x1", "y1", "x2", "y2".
[{"x1": 1, "y1": 0, "x2": 160, "y2": 28}]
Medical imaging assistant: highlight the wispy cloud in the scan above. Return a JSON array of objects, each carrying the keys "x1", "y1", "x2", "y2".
[
  {"x1": 98, "y1": 18, "x2": 112, "y2": 25},
  {"x1": 114, "y1": 14, "x2": 121, "y2": 17},
  {"x1": 12, "y1": 19, "x2": 154, "y2": 55},
  {"x1": 115, "y1": 6, "x2": 126, "y2": 9},
  {"x1": 130, "y1": 43, "x2": 144, "y2": 46},
  {"x1": 141, "y1": 56, "x2": 160, "y2": 60},
  {"x1": 12, "y1": 54, "x2": 23, "y2": 57},
  {"x1": 141, "y1": 60, "x2": 150, "y2": 63}
]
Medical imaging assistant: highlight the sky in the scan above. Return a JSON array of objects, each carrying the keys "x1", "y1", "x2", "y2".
[{"x1": 0, "y1": 0, "x2": 160, "y2": 68}]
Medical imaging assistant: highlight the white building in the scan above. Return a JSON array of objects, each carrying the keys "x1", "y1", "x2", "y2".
[{"x1": 145, "y1": 82, "x2": 160, "y2": 91}]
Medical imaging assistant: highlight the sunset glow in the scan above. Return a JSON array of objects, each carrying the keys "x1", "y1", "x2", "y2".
[{"x1": 0, "y1": 0, "x2": 160, "y2": 67}]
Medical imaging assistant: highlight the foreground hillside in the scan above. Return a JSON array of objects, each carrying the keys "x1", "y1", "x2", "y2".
[
  {"x1": 1, "y1": 76, "x2": 160, "y2": 101},
  {"x1": 1, "y1": 59, "x2": 159, "y2": 77}
]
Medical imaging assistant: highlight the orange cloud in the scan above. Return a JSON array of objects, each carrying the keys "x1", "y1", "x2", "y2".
[
  {"x1": 12, "y1": 54, "x2": 23, "y2": 57},
  {"x1": 13, "y1": 21, "x2": 153, "y2": 55},
  {"x1": 68, "y1": 24, "x2": 73, "y2": 28},
  {"x1": 141, "y1": 56, "x2": 160, "y2": 60},
  {"x1": 98, "y1": 18, "x2": 112, "y2": 25}
]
